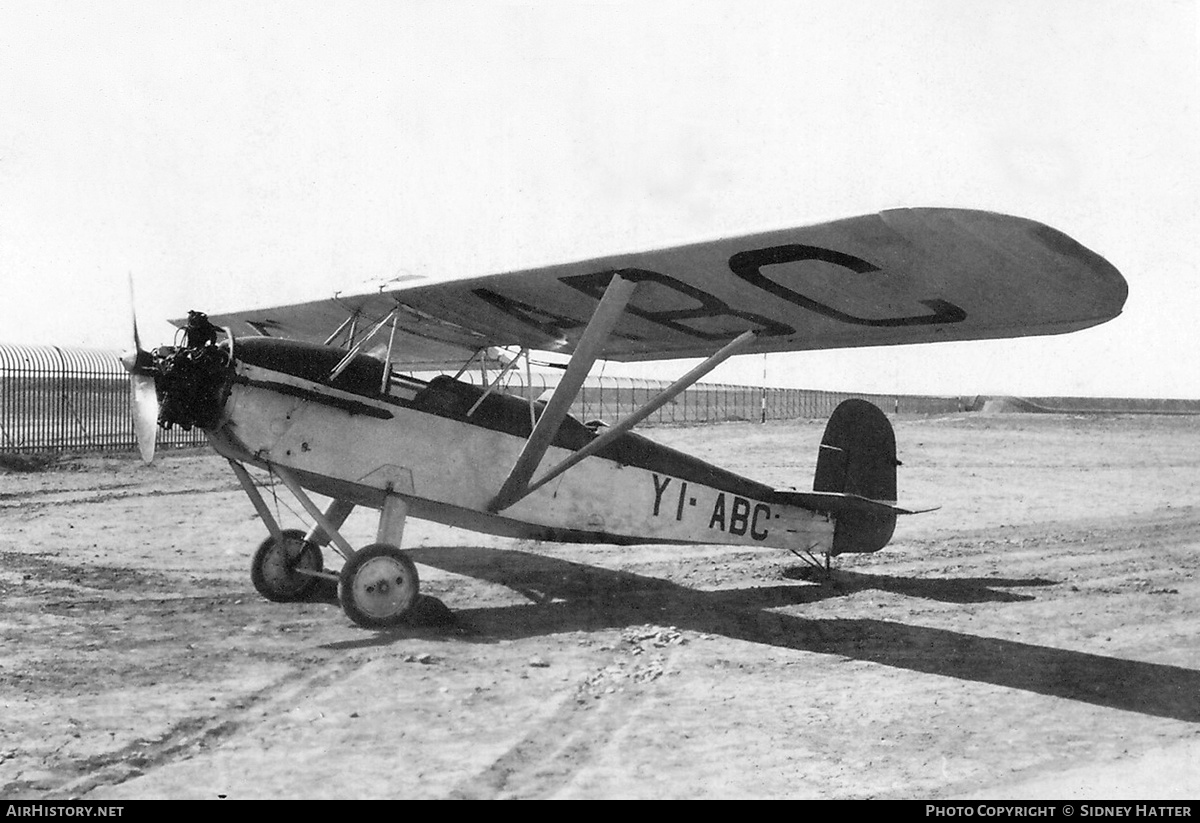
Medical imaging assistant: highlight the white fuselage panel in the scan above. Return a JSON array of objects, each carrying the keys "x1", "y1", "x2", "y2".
[{"x1": 209, "y1": 364, "x2": 833, "y2": 552}]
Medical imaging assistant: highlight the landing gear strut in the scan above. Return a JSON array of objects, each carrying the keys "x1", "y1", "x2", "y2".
[{"x1": 230, "y1": 459, "x2": 422, "y2": 629}]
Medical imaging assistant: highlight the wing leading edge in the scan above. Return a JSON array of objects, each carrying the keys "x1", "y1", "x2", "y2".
[{"x1": 188, "y1": 208, "x2": 1127, "y2": 369}]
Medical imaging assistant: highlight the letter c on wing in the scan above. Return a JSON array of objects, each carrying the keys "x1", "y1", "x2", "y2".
[{"x1": 728, "y1": 245, "x2": 967, "y2": 327}]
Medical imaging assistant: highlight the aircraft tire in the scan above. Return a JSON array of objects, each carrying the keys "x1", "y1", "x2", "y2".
[
  {"x1": 338, "y1": 543, "x2": 420, "y2": 629},
  {"x1": 250, "y1": 529, "x2": 323, "y2": 602}
]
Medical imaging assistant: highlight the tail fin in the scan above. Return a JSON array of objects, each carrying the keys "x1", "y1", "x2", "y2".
[{"x1": 814, "y1": 399, "x2": 899, "y2": 555}]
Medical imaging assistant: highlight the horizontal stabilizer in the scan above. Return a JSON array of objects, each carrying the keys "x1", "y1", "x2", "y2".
[{"x1": 772, "y1": 489, "x2": 935, "y2": 518}]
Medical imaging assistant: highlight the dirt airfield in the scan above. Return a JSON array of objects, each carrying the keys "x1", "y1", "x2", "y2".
[{"x1": 1, "y1": 412, "x2": 1198, "y2": 800}]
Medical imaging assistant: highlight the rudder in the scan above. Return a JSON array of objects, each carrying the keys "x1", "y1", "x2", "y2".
[{"x1": 814, "y1": 399, "x2": 898, "y2": 554}]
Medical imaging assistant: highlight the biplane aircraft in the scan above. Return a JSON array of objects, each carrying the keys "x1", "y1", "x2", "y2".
[{"x1": 121, "y1": 208, "x2": 1127, "y2": 629}]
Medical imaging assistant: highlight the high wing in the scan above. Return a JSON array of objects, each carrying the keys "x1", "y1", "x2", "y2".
[{"x1": 188, "y1": 208, "x2": 1127, "y2": 369}]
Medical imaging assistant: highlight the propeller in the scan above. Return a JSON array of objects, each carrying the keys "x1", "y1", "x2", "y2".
[{"x1": 120, "y1": 277, "x2": 159, "y2": 464}]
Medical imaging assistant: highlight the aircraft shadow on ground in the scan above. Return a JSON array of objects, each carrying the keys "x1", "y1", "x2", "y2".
[
  {"x1": 781, "y1": 566, "x2": 1052, "y2": 603},
  {"x1": 371, "y1": 545, "x2": 1200, "y2": 724}
]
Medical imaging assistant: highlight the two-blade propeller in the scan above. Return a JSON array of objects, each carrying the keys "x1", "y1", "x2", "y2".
[{"x1": 120, "y1": 278, "x2": 159, "y2": 464}]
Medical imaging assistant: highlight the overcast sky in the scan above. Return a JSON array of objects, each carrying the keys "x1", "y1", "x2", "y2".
[{"x1": 1, "y1": 0, "x2": 1196, "y2": 397}]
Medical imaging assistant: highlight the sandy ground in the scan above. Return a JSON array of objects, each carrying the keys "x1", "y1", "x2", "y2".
[{"x1": 1, "y1": 412, "x2": 1198, "y2": 800}]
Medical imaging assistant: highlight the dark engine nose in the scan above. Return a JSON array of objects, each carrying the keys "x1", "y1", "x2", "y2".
[{"x1": 154, "y1": 342, "x2": 233, "y2": 431}]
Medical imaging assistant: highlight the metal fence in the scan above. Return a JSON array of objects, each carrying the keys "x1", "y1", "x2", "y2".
[
  {"x1": 0, "y1": 343, "x2": 970, "y2": 455},
  {"x1": 451, "y1": 371, "x2": 970, "y2": 426},
  {"x1": 0, "y1": 345, "x2": 206, "y2": 454}
]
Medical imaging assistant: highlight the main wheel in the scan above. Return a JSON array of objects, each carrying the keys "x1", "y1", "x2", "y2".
[
  {"x1": 338, "y1": 543, "x2": 420, "y2": 629},
  {"x1": 251, "y1": 529, "x2": 323, "y2": 602}
]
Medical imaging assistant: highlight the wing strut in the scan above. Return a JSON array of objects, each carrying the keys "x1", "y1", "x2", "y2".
[
  {"x1": 488, "y1": 273, "x2": 638, "y2": 512},
  {"x1": 468, "y1": 347, "x2": 526, "y2": 417},
  {"x1": 329, "y1": 305, "x2": 399, "y2": 382},
  {"x1": 322, "y1": 312, "x2": 358, "y2": 347},
  {"x1": 512, "y1": 329, "x2": 758, "y2": 505}
]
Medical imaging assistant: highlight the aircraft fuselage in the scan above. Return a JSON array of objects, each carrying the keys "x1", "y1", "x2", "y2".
[{"x1": 191, "y1": 337, "x2": 835, "y2": 553}]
